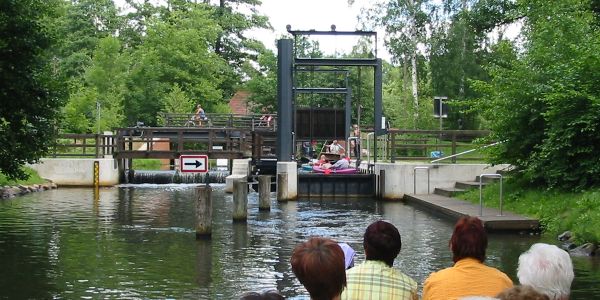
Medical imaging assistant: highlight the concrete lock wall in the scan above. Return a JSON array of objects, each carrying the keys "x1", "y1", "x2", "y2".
[
  {"x1": 29, "y1": 158, "x2": 120, "y2": 186},
  {"x1": 225, "y1": 158, "x2": 251, "y2": 193},
  {"x1": 374, "y1": 163, "x2": 510, "y2": 200}
]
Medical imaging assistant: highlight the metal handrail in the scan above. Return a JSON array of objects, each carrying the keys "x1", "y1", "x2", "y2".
[
  {"x1": 430, "y1": 141, "x2": 503, "y2": 163},
  {"x1": 366, "y1": 132, "x2": 375, "y2": 165},
  {"x1": 413, "y1": 167, "x2": 430, "y2": 194},
  {"x1": 479, "y1": 173, "x2": 503, "y2": 216}
]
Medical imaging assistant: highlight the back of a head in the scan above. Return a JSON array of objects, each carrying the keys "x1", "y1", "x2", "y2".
[
  {"x1": 239, "y1": 290, "x2": 285, "y2": 300},
  {"x1": 496, "y1": 285, "x2": 550, "y2": 300},
  {"x1": 363, "y1": 220, "x2": 402, "y2": 267},
  {"x1": 290, "y1": 237, "x2": 346, "y2": 300},
  {"x1": 450, "y1": 216, "x2": 487, "y2": 263},
  {"x1": 517, "y1": 243, "x2": 574, "y2": 300}
]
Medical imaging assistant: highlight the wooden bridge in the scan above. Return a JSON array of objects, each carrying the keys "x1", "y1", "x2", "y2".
[
  {"x1": 50, "y1": 113, "x2": 490, "y2": 164},
  {"x1": 52, "y1": 113, "x2": 277, "y2": 161}
]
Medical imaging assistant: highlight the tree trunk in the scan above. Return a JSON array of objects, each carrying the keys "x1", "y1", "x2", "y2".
[
  {"x1": 408, "y1": 0, "x2": 419, "y2": 121},
  {"x1": 459, "y1": 0, "x2": 467, "y2": 98}
]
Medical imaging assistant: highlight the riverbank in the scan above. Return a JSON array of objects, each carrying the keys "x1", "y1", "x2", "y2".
[
  {"x1": 1, "y1": 167, "x2": 58, "y2": 199},
  {"x1": 0, "y1": 182, "x2": 58, "y2": 199},
  {"x1": 458, "y1": 179, "x2": 600, "y2": 245}
]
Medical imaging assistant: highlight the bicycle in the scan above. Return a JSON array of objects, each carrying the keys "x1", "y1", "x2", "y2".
[{"x1": 184, "y1": 115, "x2": 212, "y2": 127}]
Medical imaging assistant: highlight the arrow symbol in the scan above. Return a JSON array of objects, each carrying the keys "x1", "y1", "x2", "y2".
[{"x1": 184, "y1": 160, "x2": 203, "y2": 168}]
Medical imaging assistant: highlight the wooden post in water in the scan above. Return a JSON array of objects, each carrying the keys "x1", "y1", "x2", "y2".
[
  {"x1": 277, "y1": 173, "x2": 288, "y2": 202},
  {"x1": 232, "y1": 179, "x2": 248, "y2": 222},
  {"x1": 379, "y1": 169, "x2": 386, "y2": 200},
  {"x1": 258, "y1": 175, "x2": 271, "y2": 211},
  {"x1": 195, "y1": 186, "x2": 212, "y2": 239}
]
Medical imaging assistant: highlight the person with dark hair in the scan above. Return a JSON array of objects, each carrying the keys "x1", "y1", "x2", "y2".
[
  {"x1": 422, "y1": 216, "x2": 513, "y2": 300},
  {"x1": 291, "y1": 237, "x2": 346, "y2": 300},
  {"x1": 341, "y1": 220, "x2": 418, "y2": 300},
  {"x1": 239, "y1": 290, "x2": 285, "y2": 300},
  {"x1": 496, "y1": 285, "x2": 550, "y2": 300}
]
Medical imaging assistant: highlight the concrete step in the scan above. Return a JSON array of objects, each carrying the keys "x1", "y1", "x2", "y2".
[
  {"x1": 455, "y1": 181, "x2": 486, "y2": 190},
  {"x1": 434, "y1": 187, "x2": 467, "y2": 197}
]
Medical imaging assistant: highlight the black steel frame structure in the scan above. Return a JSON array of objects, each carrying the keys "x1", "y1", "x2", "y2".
[{"x1": 276, "y1": 29, "x2": 385, "y2": 163}]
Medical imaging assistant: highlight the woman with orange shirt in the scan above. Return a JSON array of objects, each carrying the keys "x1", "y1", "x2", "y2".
[{"x1": 422, "y1": 216, "x2": 513, "y2": 300}]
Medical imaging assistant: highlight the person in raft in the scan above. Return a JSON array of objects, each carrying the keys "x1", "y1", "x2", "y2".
[
  {"x1": 328, "y1": 140, "x2": 345, "y2": 155},
  {"x1": 311, "y1": 154, "x2": 329, "y2": 166},
  {"x1": 322, "y1": 154, "x2": 350, "y2": 170}
]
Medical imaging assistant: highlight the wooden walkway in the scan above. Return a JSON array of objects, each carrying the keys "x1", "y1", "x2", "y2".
[{"x1": 403, "y1": 193, "x2": 539, "y2": 232}]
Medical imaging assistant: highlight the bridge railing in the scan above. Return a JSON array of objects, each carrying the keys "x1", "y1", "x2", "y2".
[
  {"x1": 51, "y1": 133, "x2": 115, "y2": 158},
  {"x1": 113, "y1": 127, "x2": 252, "y2": 159},
  {"x1": 160, "y1": 113, "x2": 277, "y2": 131},
  {"x1": 362, "y1": 129, "x2": 491, "y2": 163}
]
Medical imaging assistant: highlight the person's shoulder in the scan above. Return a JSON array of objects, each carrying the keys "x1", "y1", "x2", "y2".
[
  {"x1": 487, "y1": 266, "x2": 513, "y2": 284},
  {"x1": 391, "y1": 268, "x2": 418, "y2": 287},
  {"x1": 424, "y1": 266, "x2": 453, "y2": 283}
]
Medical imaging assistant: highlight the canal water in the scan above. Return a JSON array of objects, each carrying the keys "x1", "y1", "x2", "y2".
[{"x1": 0, "y1": 185, "x2": 598, "y2": 299}]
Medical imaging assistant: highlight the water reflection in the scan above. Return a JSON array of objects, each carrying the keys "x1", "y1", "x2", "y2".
[{"x1": 0, "y1": 185, "x2": 598, "y2": 299}]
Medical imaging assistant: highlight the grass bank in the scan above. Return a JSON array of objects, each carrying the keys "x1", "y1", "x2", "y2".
[
  {"x1": 458, "y1": 180, "x2": 600, "y2": 244},
  {"x1": 0, "y1": 167, "x2": 46, "y2": 186}
]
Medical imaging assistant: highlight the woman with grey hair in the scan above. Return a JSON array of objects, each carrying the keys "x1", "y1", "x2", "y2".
[{"x1": 517, "y1": 243, "x2": 574, "y2": 300}]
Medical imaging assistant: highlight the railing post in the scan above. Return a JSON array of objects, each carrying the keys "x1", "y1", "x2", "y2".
[
  {"x1": 413, "y1": 166, "x2": 430, "y2": 194},
  {"x1": 390, "y1": 132, "x2": 396, "y2": 163},
  {"x1": 451, "y1": 132, "x2": 457, "y2": 163},
  {"x1": 479, "y1": 173, "x2": 503, "y2": 216},
  {"x1": 95, "y1": 134, "x2": 100, "y2": 158}
]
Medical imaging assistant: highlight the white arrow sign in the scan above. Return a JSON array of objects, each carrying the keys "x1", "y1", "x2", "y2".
[{"x1": 179, "y1": 155, "x2": 208, "y2": 173}]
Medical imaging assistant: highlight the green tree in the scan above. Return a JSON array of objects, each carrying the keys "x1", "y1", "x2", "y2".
[
  {"x1": 212, "y1": 0, "x2": 271, "y2": 97},
  {"x1": 473, "y1": 0, "x2": 600, "y2": 189},
  {"x1": 124, "y1": 5, "x2": 228, "y2": 126},
  {"x1": 244, "y1": 43, "x2": 277, "y2": 111},
  {"x1": 63, "y1": 36, "x2": 128, "y2": 133},
  {"x1": 0, "y1": 0, "x2": 63, "y2": 180}
]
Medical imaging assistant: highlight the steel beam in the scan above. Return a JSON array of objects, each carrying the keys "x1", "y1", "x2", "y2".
[
  {"x1": 294, "y1": 87, "x2": 349, "y2": 94},
  {"x1": 287, "y1": 29, "x2": 377, "y2": 37},
  {"x1": 295, "y1": 58, "x2": 379, "y2": 67},
  {"x1": 277, "y1": 39, "x2": 294, "y2": 162}
]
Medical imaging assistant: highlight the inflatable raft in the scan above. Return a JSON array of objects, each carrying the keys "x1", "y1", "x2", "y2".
[{"x1": 312, "y1": 166, "x2": 358, "y2": 174}]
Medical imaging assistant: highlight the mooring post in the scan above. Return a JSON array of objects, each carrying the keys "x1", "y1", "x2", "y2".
[
  {"x1": 258, "y1": 175, "x2": 271, "y2": 211},
  {"x1": 195, "y1": 186, "x2": 212, "y2": 239},
  {"x1": 379, "y1": 169, "x2": 386, "y2": 200},
  {"x1": 277, "y1": 173, "x2": 288, "y2": 202},
  {"x1": 233, "y1": 179, "x2": 248, "y2": 222}
]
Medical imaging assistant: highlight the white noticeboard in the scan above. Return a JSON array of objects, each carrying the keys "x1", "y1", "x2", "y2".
[{"x1": 179, "y1": 155, "x2": 208, "y2": 173}]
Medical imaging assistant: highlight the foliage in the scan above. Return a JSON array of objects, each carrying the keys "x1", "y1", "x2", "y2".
[
  {"x1": 471, "y1": 0, "x2": 600, "y2": 189},
  {"x1": 0, "y1": 0, "x2": 64, "y2": 180},
  {"x1": 63, "y1": 36, "x2": 128, "y2": 133},
  {"x1": 244, "y1": 43, "x2": 277, "y2": 112},
  {"x1": 211, "y1": 0, "x2": 271, "y2": 97},
  {"x1": 0, "y1": 167, "x2": 46, "y2": 186},
  {"x1": 132, "y1": 159, "x2": 162, "y2": 170},
  {"x1": 459, "y1": 180, "x2": 600, "y2": 244},
  {"x1": 124, "y1": 5, "x2": 228, "y2": 126}
]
